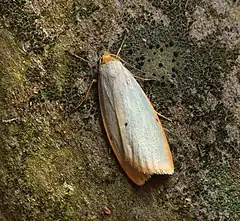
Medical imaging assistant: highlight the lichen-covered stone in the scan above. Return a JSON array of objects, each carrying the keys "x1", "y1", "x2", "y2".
[{"x1": 0, "y1": 0, "x2": 239, "y2": 220}]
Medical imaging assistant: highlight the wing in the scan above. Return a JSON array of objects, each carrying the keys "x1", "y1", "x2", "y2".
[
  {"x1": 98, "y1": 60, "x2": 173, "y2": 184},
  {"x1": 98, "y1": 68, "x2": 150, "y2": 185}
]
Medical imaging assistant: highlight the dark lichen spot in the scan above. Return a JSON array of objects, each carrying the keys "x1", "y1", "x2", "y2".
[
  {"x1": 160, "y1": 82, "x2": 166, "y2": 87},
  {"x1": 173, "y1": 51, "x2": 179, "y2": 57},
  {"x1": 151, "y1": 20, "x2": 156, "y2": 26},
  {"x1": 149, "y1": 44, "x2": 154, "y2": 49},
  {"x1": 136, "y1": 62, "x2": 144, "y2": 70},
  {"x1": 159, "y1": 63, "x2": 163, "y2": 67},
  {"x1": 128, "y1": 49, "x2": 133, "y2": 55},
  {"x1": 136, "y1": 64, "x2": 142, "y2": 70}
]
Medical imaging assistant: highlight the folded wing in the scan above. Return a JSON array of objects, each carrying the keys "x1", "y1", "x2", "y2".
[{"x1": 99, "y1": 61, "x2": 174, "y2": 185}]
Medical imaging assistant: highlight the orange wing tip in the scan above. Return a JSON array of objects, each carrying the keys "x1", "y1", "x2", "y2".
[
  {"x1": 133, "y1": 168, "x2": 174, "y2": 186},
  {"x1": 122, "y1": 163, "x2": 151, "y2": 186},
  {"x1": 132, "y1": 174, "x2": 151, "y2": 186},
  {"x1": 133, "y1": 179, "x2": 146, "y2": 186},
  {"x1": 100, "y1": 54, "x2": 120, "y2": 64}
]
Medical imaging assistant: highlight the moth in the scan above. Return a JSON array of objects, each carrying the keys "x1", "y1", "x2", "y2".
[{"x1": 98, "y1": 54, "x2": 174, "y2": 185}]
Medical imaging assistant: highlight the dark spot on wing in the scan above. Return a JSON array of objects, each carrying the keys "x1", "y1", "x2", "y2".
[{"x1": 125, "y1": 122, "x2": 128, "y2": 127}]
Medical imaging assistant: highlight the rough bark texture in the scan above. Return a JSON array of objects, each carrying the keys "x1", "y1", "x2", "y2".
[{"x1": 0, "y1": 0, "x2": 239, "y2": 220}]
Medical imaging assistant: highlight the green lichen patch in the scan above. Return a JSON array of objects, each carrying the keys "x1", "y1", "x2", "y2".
[
  {"x1": 1, "y1": 0, "x2": 49, "y2": 54},
  {"x1": 25, "y1": 147, "x2": 77, "y2": 219},
  {"x1": 0, "y1": 30, "x2": 28, "y2": 91}
]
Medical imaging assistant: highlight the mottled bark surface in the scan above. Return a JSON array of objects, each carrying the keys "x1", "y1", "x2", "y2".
[{"x1": 0, "y1": 0, "x2": 239, "y2": 220}]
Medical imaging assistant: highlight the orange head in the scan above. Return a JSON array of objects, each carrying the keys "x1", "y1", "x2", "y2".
[{"x1": 99, "y1": 54, "x2": 120, "y2": 65}]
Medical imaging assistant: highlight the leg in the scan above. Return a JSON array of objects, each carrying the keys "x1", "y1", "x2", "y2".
[
  {"x1": 66, "y1": 51, "x2": 90, "y2": 64},
  {"x1": 156, "y1": 112, "x2": 172, "y2": 122},
  {"x1": 75, "y1": 79, "x2": 97, "y2": 111},
  {"x1": 134, "y1": 75, "x2": 152, "y2": 81}
]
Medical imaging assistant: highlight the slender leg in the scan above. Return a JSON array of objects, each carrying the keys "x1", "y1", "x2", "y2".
[
  {"x1": 75, "y1": 79, "x2": 97, "y2": 111},
  {"x1": 134, "y1": 75, "x2": 152, "y2": 81},
  {"x1": 156, "y1": 112, "x2": 172, "y2": 122},
  {"x1": 66, "y1": 51, "x2": 90, "y2": 64}
]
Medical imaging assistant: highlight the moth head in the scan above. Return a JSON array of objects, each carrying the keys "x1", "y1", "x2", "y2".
[{"x1": 99, "y1": 54, "x2": 120, "y2": 65}]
